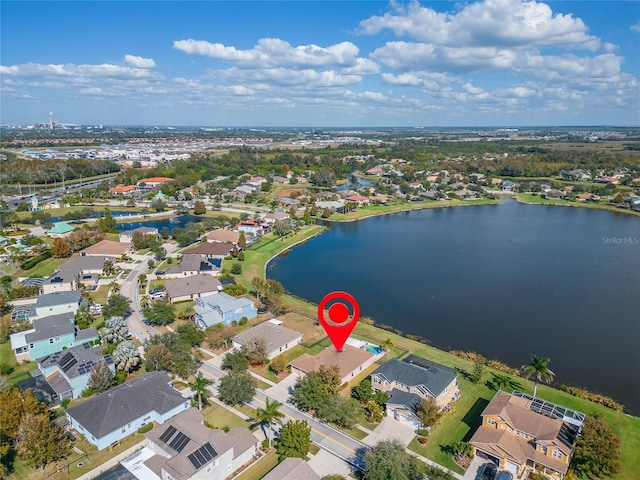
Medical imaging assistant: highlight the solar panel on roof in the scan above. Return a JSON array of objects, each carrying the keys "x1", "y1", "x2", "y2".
[
  {"x1": 59, "y1": 352, "x2": 78, "y2": 372},
  {"x1": 159, "y1": 425, "x2": 177, "y2": 444},
  {"x1": 104, "y1": 355, "x2": 113, "y2": 365},
  {"x1": 188, "y1": 442, "x2": 217, "y2": 470},
  {"x1": 83, "y1": 343, "x2": 91, "y2": 349},
  {"x1": 169, "y1": 432, "x2": 190, "y2": 453}
]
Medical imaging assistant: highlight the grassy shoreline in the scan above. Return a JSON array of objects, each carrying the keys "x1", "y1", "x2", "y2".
[
  {"x1": 234, "y1": 201, "x2": 639, "y2": 479},
  {"x1": 516, "y1": 193, "x2": 640, "y2": 216}
]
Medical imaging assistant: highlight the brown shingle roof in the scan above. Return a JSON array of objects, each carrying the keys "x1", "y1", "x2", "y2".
[
  {"x1": 290, "y1": 344, "x2": 373, "y2": 381},
  {"x1": 165, "y1": 275, "x2": 221, "y2": 299},
  {"x1": 205, "y1": 229, "x2": 240, "y2": 244},
  {"x1": 81, "y1": 240, "x2": 130, "y2": 257},
  {"x1": 182, "y1": 242, "x2": 234, "y2": 257}
]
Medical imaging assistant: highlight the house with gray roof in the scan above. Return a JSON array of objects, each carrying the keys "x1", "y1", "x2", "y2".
[
  {"x1": 165, "y1": 274, "x2": 222, "y2": 303},
  {"x1": 119, "y1": 226, "x2": 159, "y2": 243},
  {"x1": 9, "y1": 312, "x2": 100, "y2": 362},
  {"x1": 194, "y1": 292, "x2": 257, "y2": 329},
  {"x1": 143, "y1": 407, "x2": 258, "y2": 480},
  {"x1": 232, "y1": 319, "x2": 302, "y2": 360},
  {"x1": 370, "y1": 357, "x2": 459, "y2": 429},
  {"x1": 261, "y1": 458, "x2": 321, "y2": 480},
  {"x1": 182, "y1": 242, "x2": 234, "y2": 259},
  {"x1": 163, "y1": 254, "x2": 220, "y2": 280},
  {"x1": 65, "y1": 371, "x2": 189, "y2": 451},
  {"x1": 28, "y1": 290, "x2": 82, "y2": 320},
  {"x1": 37, "y1": 343, "x2": 115, "y2": 400},
  {"x1": 42, "y1": 255, "x2": 109, "y2": 294}
]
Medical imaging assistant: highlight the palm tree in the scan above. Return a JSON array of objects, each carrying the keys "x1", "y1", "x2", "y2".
[
  {"x1": 253, "y1": 398, "x2": 284, "y2": 447},
  {"x1": 139, "y1": 295, "x2": 151, "y2": 309},
  {"x1": 109, "y1": 280, "x2": 120, "y2": 295},
  {"x1": 189, "y1": 373, "x2": 213, "y2": 411},
  {"x1": 521, "y1": 354, "x2": 555, "y2": 398},
  {"x1": 492, "y1": 373, "x2": 514, "y2": 392}
]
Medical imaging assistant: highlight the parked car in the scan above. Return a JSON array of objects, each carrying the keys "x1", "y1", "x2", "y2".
[
  {"x1": 480, "y1": 463, "x2": 497, "y2": 480},
  {"x1": 496, "y1": 472, "x2": 513, "y2": 480}
]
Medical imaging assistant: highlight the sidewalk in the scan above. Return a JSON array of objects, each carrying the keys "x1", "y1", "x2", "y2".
[{"x1": 76, "y1": 441, "x2": 145, "y2": 480}]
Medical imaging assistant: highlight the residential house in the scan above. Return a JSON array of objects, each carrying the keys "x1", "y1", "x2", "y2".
[
  {"x1": 165, "y1": 274, "x2": 222, "y2": 303},
  {"x1": 28, "y1": 291, "x2": 82, "y2": 320},
  {"x1": 47, "y1": 222, "x2": 75, "y2": 238},
  {"x1": 278, "y1": 197, "x2": 300, "y2": 207},
  {"x1": 233, "y1": 219, "x2": 266, "y2": 237},
  {"x1": 261, "y1": 458, "x2": 321, "y2": 480},
  {"x1": 366, "y1": 166, "x2": 385, "y2": 176},
  {"x1": 263, "y1": 211, "x2": 290, "y2": 225},
  {"x1": 290, "y1": 344, "x2": 378, "y2": 386},
  {"x1": 42, "y1": 255, "x2": 109, "y2": 294},
  {"x1": 143, "y1": 407, "x2": 259, "y2": 480},
  {"x1": 316, "y1": 200, "x2": 345, "y2": 212},
  {"x1": 81, "y1": 239, "x2": 131, "y2": 258},
  {"x1": 502, "y1": 180, "x2": 519, "y2": 192},
  {"x1": 119, "y1": 226, "x2": 159, "y2": 243},
  {"x1": 9, "y1": 312, "x2": 100, "y2": 362},
  {"x1": 182, "y1": 242, "x2": 234, "y2": 260},
  {"x1": 469, "y1": 391, "x2": 583, "y2": 479},
  {"x1": 163, "y1": 254, "x2": 220, "y2": 279},
  {"x1": 37, "y1": 343, "x2": 115, "y2": 400},
  {"x1": 194, "y1": 292, "x2": 258, "y2": 329},
  {"x1": 270, "y1": 175, "x2": 288, "y2": 184},
  {"x1": 137, "y1": 177, "x2": 174, "y2": 191},
  {"x1": 543, "y1": 189, "x2": 566, "y2": 199},
  {"x1": 65, "y1": 371, "x2": 189, "y2": 451},
  {"x1": 370, "y1": 357, "x2": 459, "y2": 429},
  {"x1": 206, "y1": 229, "x2": 240, "y2": 245},
  {"x1": 109, "y1": 184, "x2": 138, "y2": 197},
  {"x1": 232, "y1": 319, "x2": 302, "y2": 360},
  {"x1": 345, "y1": 194, "x2": 370, "y2": 206}
]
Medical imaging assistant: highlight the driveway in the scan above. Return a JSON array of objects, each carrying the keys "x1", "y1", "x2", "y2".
[
  {"x1": 264, "y1": 373, "x2": 298, "y2": 403},
  {"x1": 463, "y1": 455, "x2": 493, "y2": 480},
  {"x1": 308, "y1": 449, "x2": 354, "y2": 479},
  {"x1": 363, "y1": 416, "x2": 415, "y2": 447}
]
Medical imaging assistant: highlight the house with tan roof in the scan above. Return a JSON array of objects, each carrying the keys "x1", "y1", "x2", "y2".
[
  {"x1": 261, "y1": 458, "x2": 320, "y2": 480},
  {"x1": 206, "y1": 229, "x2": 240, "y2": 245},
  {"x1": 469, "y1": 391, "x2": 584, "y2": 479},
  {"x1": 232, "y1": 319, "x2": 302, "y2": 360},
  {"x1": 290, "y1": 343, "x2": 378, "y2": 385},
  {"x1": 182, "y1": 242, "x2": 234, "y2": 260},
  {"x1": 143, "y1": 407, "x2": 258, "y2": 480},
  {"x1": 81, "y1": 239, "x2": 131, "y2": 258},
  {"x1": 345, "y1": 194, "x2": 370, "y2": 206},
  {"x1": 165, "y1": 274, "x2": 222, "y2": 303},
  {"x1": 109, "y1": 184, "x2": 138, "y2": 196}
]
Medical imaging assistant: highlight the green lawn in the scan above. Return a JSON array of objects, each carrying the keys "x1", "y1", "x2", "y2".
[
  {"x1": 22, "y1": 255, "x2": 71, "y2": 278},
  {"x1": 516, "y1": 193, "x2": 640, "y2": 216},
  {"x1": 0, "y1": 341, "x2": 36, "y2": 386},
  {"x1": 202, "y1": 402, "x2": 254, "y2": 430},
  {"x1": 234, "y1": 450, "x2": 279, "y2": 480}
]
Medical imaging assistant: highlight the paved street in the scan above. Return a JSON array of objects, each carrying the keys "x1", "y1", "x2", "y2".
[{"x1": 119, "y1": 254, "x2": 158, "y2": 341}]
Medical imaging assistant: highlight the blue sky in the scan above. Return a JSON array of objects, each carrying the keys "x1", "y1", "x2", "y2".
[{"x1": 1, "y1": 1, "x2": 639, "y2": 127}]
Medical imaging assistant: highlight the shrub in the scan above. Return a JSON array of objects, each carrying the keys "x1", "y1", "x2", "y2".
[
  {"x1": 137, "y1": 423, "x2": 154, "y2": 434},
  {"x1": 238, "y1": 317, "x2": 248, "y2": 326},
  {"x1": 418, "y1": 436, "x2": 428, "y2": 444},
  {"x1": 20, "y1": 249, "x2": 52, "y2": 270}
]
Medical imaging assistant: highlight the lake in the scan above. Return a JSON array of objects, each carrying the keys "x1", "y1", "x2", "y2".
[
  {"x1": 267, "y1": 199, "x2": 640, "y2": 414},
  {"x1": 115, "y1": 214, "x2": 202, "y2": 233}
]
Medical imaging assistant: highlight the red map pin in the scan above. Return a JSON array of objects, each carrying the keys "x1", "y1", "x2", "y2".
[{"x1": 317, "y1": 291, "x2": 360, "y2": 352}]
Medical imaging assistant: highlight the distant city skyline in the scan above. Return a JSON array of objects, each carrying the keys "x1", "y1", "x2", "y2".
[{"x1": 1, "y1": 1, "x2": 639, "y2": 127}]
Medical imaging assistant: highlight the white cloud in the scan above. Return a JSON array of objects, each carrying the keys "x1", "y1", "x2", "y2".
[
  {"x1": 174, "y1": 38, "x2": 362, "y2": 69},
  {"x1": 631, "y1": 21, "x2": 640, "y2": 33},
  {"x1": 124, "y1": 55, "x2": 156, "y2": 69},
  {"x1": 359, "y1": 0, "x2": 602, "y2": 50},
  {"x1": 0, "y1": 62, "x2": 161, "y2": 80}
]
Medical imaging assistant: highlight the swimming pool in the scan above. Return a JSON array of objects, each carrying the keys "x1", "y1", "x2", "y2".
[{"x1": 367, "y1": 345, "x2": 384, "y2": 355}]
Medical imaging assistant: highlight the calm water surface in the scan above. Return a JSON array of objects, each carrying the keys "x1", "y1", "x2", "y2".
[
  {"x1": 115, "y1": 215, "x2": 202, "y2": 233},
  {"x1": 268, "y1": 199, "x2": 640, "y2": 414}
]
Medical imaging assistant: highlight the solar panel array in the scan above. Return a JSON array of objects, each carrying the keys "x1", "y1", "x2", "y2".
[
  {"x1": 104, "y1": 354, "x2": 114, "y2": 365},
  {"x1": 169, "y1": 432, "x2": 190, "y2": 453},
  {"x1": 59, "y1": 352, "x2": 78, "y2": 372},
  {"x1": 187, "y1": 442, "x2": 217, "y2": 470},
  {"x1": 158, "y1": 425, "x2": 177, "y2": 443}
]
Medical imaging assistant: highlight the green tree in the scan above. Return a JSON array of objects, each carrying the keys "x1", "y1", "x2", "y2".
[
  {"x1": 98, "y1": 207, "x2": 117, "y2": 233},
  {"x1": 322, "y1": 207, "x2": 331, "y2": 218},
  {"x1": 521, "y1": 354, "x2": 555, "y2": 397},
  {"x1": 416, "y1": 397, "x2": 442, "y2": 428},
  {"x1": 142, "y1": 301, "x2": 176, "y2": 326},
  {"x1": 573, "y1": 415, "x2": 621, "y2": 479},
  {"x1": 231, "y1": 262, "x2": 242, "y2": 274},
  {"x1": 269, "y1": 354, "x2": 289, "y2": 375},
  {"x1": 317, "y1": 395, "x2": 363, "y2": 428},
  {"x1": 352, "y1": 378, "x2": 373, "y2": 403},
  {"x1": 238, "y1": 231, "x2": 247, "y2": 249},
  {"x1": 254, "y1": 398, "x2": 284, "y2": 447},
  {"x1": 189, "y1": 373, "x2": 213, "y2": 411},
  {"x1": 470, "y1": 358, "x2": 486, "y2": 384},
  {"x1": 144, "y1": 343, "x2": 173, "y2": 372},
  {"x1": 16, "y1": 413, "x2": 71, "y2": 471},
  {"x1": 276, "y1": 420, "x2": 311, "y2": 459},
  {"x1": 218, "y1": 371, "x2": 256, "y2": 406},
  {"x1": 292, "y1": 370, "x2": 331, "y2": 412},
  {"x1": 103, "y1": 294, "x2": 130, "y2": 318},
  {"x1": 451, "y1": 441, "x2": 474, "y2": 462},
  {"x1": 364, "y1": 439, "x2": 423, "y2": 480},
  {"x1": 193, "y1": 200, "x2": 206, "y2": 215},
  {"x1": 87, "y1": 363, "x2": 114, "y2": 393},
  {"x1": 221, "y1": 348, "x2": 249, "y2": 372},
  {"x1": 317, "y1": 365, "x2": 341, "y2": 395},
  {"x1": 145, "y1": 332, "x2": 200, "y2": 378}
]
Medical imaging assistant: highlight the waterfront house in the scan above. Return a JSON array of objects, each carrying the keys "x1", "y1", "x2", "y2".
[
  {"x1": 232, "y1": 319, "x2": 303, "y2": 360},
  {"x1": 81, "y1": 239, "x2": 131, "y2": 258},
  {"x1": 143, "y1": 407, "x2": 259, "y2": 480},
  {"x1": 194, "y1": 292, "x2": 257, "y2": 329},
  {"x1": 182, "y1": 242, "x2": 234, "y2": 260},
  {"x1": 119, "y1": 226, "x2": 159, "y2": 243},
  {"x1": 109, "y1": 184, "x2": 138, "y2": 197},
  {"x1": 290, "y1": 344, "x2": 378, "y2": 386},
  {"x1": 370, "y1": 357, "x2": 459, "y2": 429},
  {"x1": 164, "y1": 274, "x2": 222, "y2": 303},
  {"x1": 206, "y1": 229, "x2": 241, "y2": 245},
  {"x1": 65, "y1": 371, "x2": 189, "y2": 451},
  {"x1": 47, "y1": 222, "x2": 75, "y2": 238},
  {"x1": 469, "y1": 391, "x2": 583, "y2": 479},
  {"x1": 163, "y1": 254, "x2": 220, "y2": 279}
]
